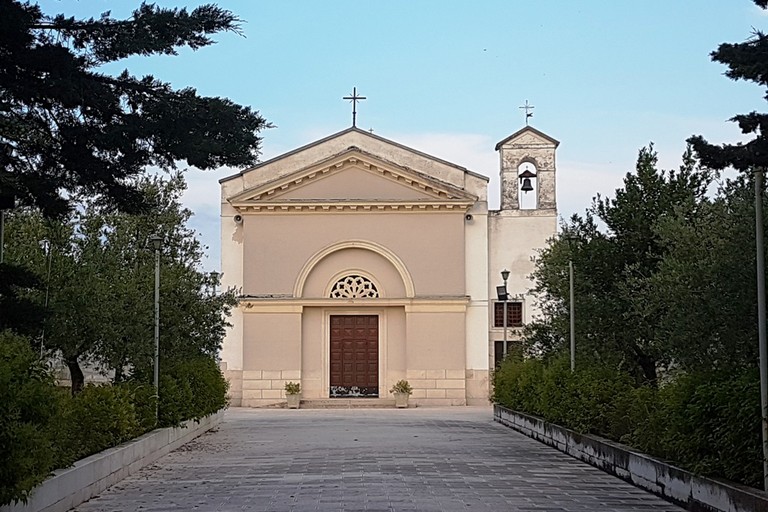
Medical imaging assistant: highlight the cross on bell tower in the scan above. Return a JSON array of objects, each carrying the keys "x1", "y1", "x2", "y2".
[{"x1": 519, "y1": 100, "x2": 534, "y2": 126}]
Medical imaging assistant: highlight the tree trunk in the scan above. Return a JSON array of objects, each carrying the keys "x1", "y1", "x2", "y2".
[
  {"x1": 114, "y1": 365, "x2": 123, "y2": 383},
  {"x1": 636, "y1": 352, "x2": 658, "y2": 387},
  {"x1": 66, "y1": 356, "x2": 84, "y2": 395}
]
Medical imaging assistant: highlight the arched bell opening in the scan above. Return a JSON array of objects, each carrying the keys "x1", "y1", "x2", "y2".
[{"x1": 517, "y1": 162, "x2": 538, "y2": 210}]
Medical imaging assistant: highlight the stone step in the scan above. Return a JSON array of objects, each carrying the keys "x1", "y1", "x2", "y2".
[{"x1": 299, "y1": 398, "x2": 398, "y2": 409}]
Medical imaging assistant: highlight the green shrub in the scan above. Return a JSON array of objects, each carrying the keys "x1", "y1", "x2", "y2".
[
  {"x1": 0, "y1": 331, "x2": 60, "y2": 506},
  {"x1": 569, "y1": 364, "x2": 634, "y2": 436},
  {"x1": 492, "y1": 354, "x2": 544, "y2": 414},
  {"x1": 653, "y1": 369, "x2": 761, "y2": 488},
  {"x1": 125, "y1": 382, "x2": 158, "y2": 434},
  {"x1": 607, "y1": 384, "x2": 660, "y2": 447},
  {"x1": 0, "y1": 346, "x2": 225, "y2": 505},
  {"x1": 158, "y1": 356, "x2": 228, "y2": 427},
  {"x1": 492, "y1": 353, "x2": 762, "y2": 488},
  {"x1": 54, "y1": 383, "x2": 146, "y2": 466},
  {"x1": 494, "y1": 354, "x2": 633, "y2": 436},
  {"x1": 388, "y1": 380, "x2": 411, "y2": 395}
]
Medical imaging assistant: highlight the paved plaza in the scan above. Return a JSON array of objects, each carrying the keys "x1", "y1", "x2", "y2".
[{"x1": 74, "y1": 407, "x2": 682, "y2": 512}]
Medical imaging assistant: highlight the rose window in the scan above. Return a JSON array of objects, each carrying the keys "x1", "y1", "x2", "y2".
[{"x1": 330, "y1": 275, "x2": 379, "y2": 298}]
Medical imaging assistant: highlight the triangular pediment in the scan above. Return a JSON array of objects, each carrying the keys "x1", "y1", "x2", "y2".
[
  {"x1": 495, "y1": 126, "x2": 560, "y2": 151},
  {"x1": 228, "y1": 147, "x2": 477, "y2": 213}
]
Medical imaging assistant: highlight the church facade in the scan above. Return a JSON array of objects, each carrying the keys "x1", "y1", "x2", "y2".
[{"x1": 219, "y1": 125, "x2": 558, "y2": 406}]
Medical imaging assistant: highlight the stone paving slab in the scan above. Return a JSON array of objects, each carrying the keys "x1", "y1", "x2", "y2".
[{"x1": 73, "y1": 407, "x2": 682, "y2": 511}]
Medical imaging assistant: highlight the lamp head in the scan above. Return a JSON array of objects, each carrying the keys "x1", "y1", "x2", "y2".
[
  {"x1": 149, "y1": 234, "x2": 163, "y2": 250},
  {"x1": 501, "y1": 269, "x2": 510, "y2": 281}
]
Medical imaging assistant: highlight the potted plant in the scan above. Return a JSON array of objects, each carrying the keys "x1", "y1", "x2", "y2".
[
  {"x1": 285, "y1": 381, "x2": 301, "y2": 409},
  {"x1": 389, "y1": 379, "x2": 413, "y2": 408}
]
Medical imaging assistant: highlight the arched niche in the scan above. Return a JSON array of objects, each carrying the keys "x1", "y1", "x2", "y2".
[
  {"x1": 517, "y1": 160, "x2": 538, "y2": 210},
  {"x1": 294, "y1": 240, "x2": 414, "y2": 298}
]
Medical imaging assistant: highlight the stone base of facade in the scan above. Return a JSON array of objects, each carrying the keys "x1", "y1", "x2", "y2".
[
  {"x1": 465, "y1": 369, "x2": 490, "y2": 405},
  {"x1": 221, "y1": 366, "x2": 490, "y2": 408},
  {"x1": 406, "y1": 369, "x2": 466, "y2": 405},
  {"x1": 221, "y1": 366, "x2": 243, "y2": 407}
]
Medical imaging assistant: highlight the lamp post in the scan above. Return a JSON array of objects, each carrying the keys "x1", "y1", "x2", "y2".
[
  {"x1": 564, "y1": 234, "x2": 579, "y2": 373},
  {"x1": 40, "y1": 239, "x2": 53, "y2": 357},
  {"x1": 753, "y1": 168, "x2": 768, "y2": 490},
  {"x1": 569, "y1": 258, "x2": 575, "y2": 372},
  {"x1": 501, "y1": 269, "x2": 510, "y2": 358},
  {"x1": 149, "y1": 234, "x2": 163, "y2": 423}
]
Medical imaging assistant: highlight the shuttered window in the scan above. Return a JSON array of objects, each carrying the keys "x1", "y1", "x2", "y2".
[{"x1": 493, "y1": 302, "x2": 523, "y2": 327}]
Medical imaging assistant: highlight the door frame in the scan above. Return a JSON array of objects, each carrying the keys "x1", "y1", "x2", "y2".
[{"x1": 322, "y1": 308, "x2": 387, "y2": 398}]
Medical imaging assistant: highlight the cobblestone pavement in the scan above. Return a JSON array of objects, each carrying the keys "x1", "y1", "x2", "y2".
[{"x1": 74, "y1": 407, "x2": 682, "y2": 512}]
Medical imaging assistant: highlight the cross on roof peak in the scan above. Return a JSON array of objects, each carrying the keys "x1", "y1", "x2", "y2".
[{"x1": 343, "y1": 87, "x2": 366, "y2": 127}]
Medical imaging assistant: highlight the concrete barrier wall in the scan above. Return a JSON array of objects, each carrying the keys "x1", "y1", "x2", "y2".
[
  {"x1": 494, "y1": 405, "x2": 768, "y2": 512},
  {"x1": 1, "y1": 410, "x2": 224, "y2": 512}
]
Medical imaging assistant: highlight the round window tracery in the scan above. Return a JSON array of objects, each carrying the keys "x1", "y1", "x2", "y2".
[{"x1": 330, "y1": 275, "x2": 379, "y2": 298}]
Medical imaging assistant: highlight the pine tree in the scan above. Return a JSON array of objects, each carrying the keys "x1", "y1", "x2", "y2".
[
  {"x1": 688, "y1": 0, "x2": 768, "y2": 168},
  {"x1": 0, "y1": 1, "x2": 268, "y2": 217}
]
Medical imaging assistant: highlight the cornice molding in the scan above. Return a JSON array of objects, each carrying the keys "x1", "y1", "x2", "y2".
[
  {"x1": 234, "y1": 201, "x2": 474, "y2": 214},
  {"x1": 238, "y1": 296, "x2": 470, "y2": 311}
]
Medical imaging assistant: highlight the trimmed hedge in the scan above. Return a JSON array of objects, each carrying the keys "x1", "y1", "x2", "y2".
[
  {"x1": 53, "y1": 383, "x2": 156, "y2": 467},
  {"x1": 493, "y1": 354, "x2": 762, "y2": 488},
  {"x1": 0, "y1": 331, "x2": 60, "y2": 506},
  {"x1": 0, "y1": 332, "x2": 229, "y2": 507},
  {"x1": 158, "y1": 356, "x2": 229, "y2": 427}
]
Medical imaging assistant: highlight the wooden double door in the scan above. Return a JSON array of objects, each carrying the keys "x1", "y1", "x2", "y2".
[{"x1": 329, "y1": 315, "x2": 379, "y2": 397}]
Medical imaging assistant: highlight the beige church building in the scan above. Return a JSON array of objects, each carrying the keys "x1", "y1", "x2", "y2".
[{"x1": 219, "y1": 125, "x2": 558, "y2": 406}]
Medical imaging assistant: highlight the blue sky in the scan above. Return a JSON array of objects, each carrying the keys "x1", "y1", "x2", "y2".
[{"x1": 37, "y1": 1, "x2": 767, "y2": 270}]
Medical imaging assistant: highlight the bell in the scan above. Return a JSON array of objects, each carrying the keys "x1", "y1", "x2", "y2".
[{"x1": 520, "y1": 178, "x2": 534, "y2": 193}]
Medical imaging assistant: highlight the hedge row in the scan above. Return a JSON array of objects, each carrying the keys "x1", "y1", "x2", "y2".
[
  {"x1": 0, "y1": 331, "x2": 229, "y2": 506},
  {"x1": 493, "y1": 354, "x2": 762, "y2": 488}
]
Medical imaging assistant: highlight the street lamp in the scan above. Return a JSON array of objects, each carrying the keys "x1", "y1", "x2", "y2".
[
  {"x1": 496, "y1": 269, "x2": 511, "y2": 359},
  {"x1": 210, "y1": 270, "x2": 220, "y2": 296},
  {"x1": 40, "y1": 239, "x2": 53, "y2": 357},
  {"x1": 149, "y1": 234, "x2": 163, "y2": 422}
]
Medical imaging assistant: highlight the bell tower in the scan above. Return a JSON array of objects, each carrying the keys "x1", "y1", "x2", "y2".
[
  {"x1": 488, "y1": 125, "x2": 559, "y2": 368},
  {"x1": 495, "y1": 126, "x2": 558, "y2": 211}
]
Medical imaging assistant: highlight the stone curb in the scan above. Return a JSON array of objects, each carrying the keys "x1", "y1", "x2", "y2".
[
  {"x1": 1, "y1": 410, "x2": 224, "y2": 512},
  {"x1": 494, "y1": 405, "x2": 768, "y2": 512}
]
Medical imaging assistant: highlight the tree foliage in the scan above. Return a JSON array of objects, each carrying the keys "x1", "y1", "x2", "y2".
[
  {"x1": 5, "y1": 173, "x2": 236, "y2": 393},
  {"x1": 0, "y1": 0, "x2": 268, "y2": 217},
  {"x1": 642, "y1": 175, "x2": 762, "y2": 371},
  {"x1": 528, "y1": 146, "x2": 711, "y2": 384}
]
